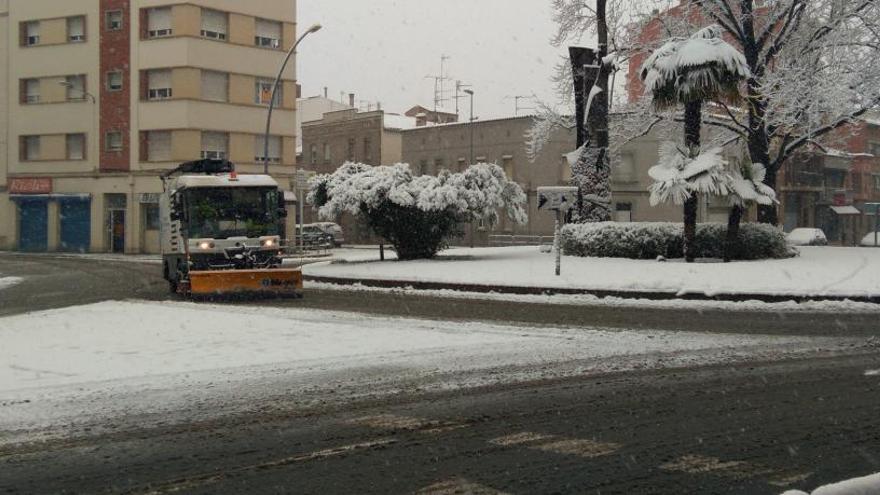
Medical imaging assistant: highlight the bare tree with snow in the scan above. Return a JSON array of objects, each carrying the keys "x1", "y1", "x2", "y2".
[{"x1": 537, "y1": 0, "x2": 880, "y2": 227}]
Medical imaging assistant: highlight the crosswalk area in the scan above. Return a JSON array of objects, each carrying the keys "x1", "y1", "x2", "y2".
[{"x1": 339, "y1": 414, "x2": 816, "y2": 494}]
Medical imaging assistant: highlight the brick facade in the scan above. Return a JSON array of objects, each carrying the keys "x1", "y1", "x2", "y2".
[{"x1": 99, "y1": 0, "x2": 131, "y2": 172}]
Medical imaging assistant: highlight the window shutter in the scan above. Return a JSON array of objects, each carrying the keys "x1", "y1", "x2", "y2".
[
  {"x1": 201, "y1": 132, "x2": 227, "y2": 159},
  {"x1": 201, "y1": 9, "x2": 227, "y2": 36},
  {"x1": 255, "y1": 19, "x2": 281, "y2": 47},
  {"x1": 255, "y1": 135, "x2": 281, "y2": 162},
  {"x1": 200, "y1": 71, "x2": 228, "y2": 102},
  {"x1": 27, "y1": 22, "x2": 40, "y2": 38},
  {"x1": 67, "y1": 134, "x2": 85, "y2": 160},
  {"x1": 148, "y1": 8, "x2": 171, "y2": 34},
  {"x1": 68, "y1": 17, "x2": 85, "y2": 40},
  {"x1": 25, "y1": 79, "x2": 40, "y2": 102},
  {"x1": 148, "y1": 70, "x2": 171, "y2": 90},
  {"x1": 148, "y1": 131, "x2": 171, "y2": 161}
]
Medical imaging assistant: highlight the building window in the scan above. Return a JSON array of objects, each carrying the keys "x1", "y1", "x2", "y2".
[
  {"x1": 323, "y1": 143, "x2": 331, "y2": 163},
  {"x1": 144, "y1": 204, "x2": 160, "y2": 230},
  {"x1": 874, "y1": 175, "x2": 880, "y2": 191},
  {"x1": 615, "y1": 203, "x2": 633, "y2": 223},
  {"x1": 106, "y1": 131, "x2": 123, "y2": 152},
  {"x1": 147, "y1": 131, "x2": 171, "y2": 161},
  {"x1": 22, "y1": 136, "x2": 41, "y2": 161},
  {"x1": 434, "y1": 158, "x2": 445, "y2": 173},
  {"x1": 146, "y1": 7, "x2": 172, "y2": 38},
  {"x1": 200, "y1": 70, "x2": 228, "y2": 102},
  {"x1": 146, "y1": 70, "x2": 172, "y2": 100},
  {"x1": 502, "y1": 156, "x2": 514, "y2": 181},
  {"x1": 107, "y1": 71, "x2": 123, "y2": 91},
  {"x1": 310, "y1": 144, "x2": 317, "y2": 165},
  {"x1": 255, "y1": 135, "x2": 282, "y2": 164},
  {"x1": 200, "y1": 9, "x2": 227, "y2": 40},
  {"x1": 22, "y1": 78, "x2": 40, "y2": 103},
  {"x1": 66, "y1": 134, "x2": 86, "y2": 160},
  {"x1": 255, "y1": 18, "x2": 281, "y2": 48},
  {"x1": 65, "y1": 75, "x2": 86, "y2": 101},
  {"x1": 23, "y1": 21, "x2": 40, "y2": 46},
  {"x1": 106, "y1": 10, "x2": 123, "y2": 31},
  {"x1": 363, "y1": 138, "x2": 372, "y2": 164},
  {"x1": 255, "y1": 79, "x2": 280, "y2": 106},
  {"x1": 417, "y1": 160, "x2": 427, "y2": 175},
  {"x1": 614, "y1": 152, "x2": 637, "y2": 182},
  {"x1": 347, "y1": 139, "x2": 356, "y2": 162},
  {"x1": 201, "y1": 132, "x2": 227, "y2": 160},
  {"x1": 67, "y1": 16, "x2": 86, "y2": 42}
]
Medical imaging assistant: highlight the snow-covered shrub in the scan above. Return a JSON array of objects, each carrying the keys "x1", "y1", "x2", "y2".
[
  {"x1": 309, "y1": 162, "x2": 527, "y2": 260},
  {"x1": 561, "y1": 222, "x2": 795, "y2": 261}
]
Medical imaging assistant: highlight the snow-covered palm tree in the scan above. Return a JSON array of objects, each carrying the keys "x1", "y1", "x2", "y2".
[{"x1": 640, "y1": 25, "x2": 749, "y2": 262}]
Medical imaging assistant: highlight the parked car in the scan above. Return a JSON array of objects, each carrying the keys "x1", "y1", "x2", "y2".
[
  {"x1": 860, "y1": 232, "x2": 880, "y2": 247},
  {"x1": 294, "y1": 225, "x2": 334, "y2": 250},
  {"x1": 311, "y1": 222, "x2": 345, "y2": 247},
  {"x1": 786, "y1": 228, "x2": 828, "y2": 246}
]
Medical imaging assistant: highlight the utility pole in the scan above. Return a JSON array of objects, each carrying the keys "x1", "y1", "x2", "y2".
[{"x1": 464, "y1": 89, "x2": 476, "y2": 248}]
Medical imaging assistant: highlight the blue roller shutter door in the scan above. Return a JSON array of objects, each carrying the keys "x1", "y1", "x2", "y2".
[
  {"x1": 18, "y1": 199, "x2": 48, "y2": 252},
  {"x1": 60, "y1": 198, "x2": 91, "y2": 253}
]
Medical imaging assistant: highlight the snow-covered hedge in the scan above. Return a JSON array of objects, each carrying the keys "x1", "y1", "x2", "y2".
[
  {"x1": 310, "y1": 162, "x2": 527, "y2": 259},
  {"x1": 561, "y1": 222, "x2": 796, "y2": 260}
]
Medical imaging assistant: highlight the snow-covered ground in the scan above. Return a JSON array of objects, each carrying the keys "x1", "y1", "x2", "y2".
[
  {"x1": 0, "y1": 300, "x2": 853, "y2": 445},
  {"x1": 0, "y1": 275, "x2": 23, "y2": 290},
  {"x1": 305, "y1": 246, "x2": 880, "y2": 299},
  {"x1": 782, "y1": 472, "x2": 880, "y2": 495}
]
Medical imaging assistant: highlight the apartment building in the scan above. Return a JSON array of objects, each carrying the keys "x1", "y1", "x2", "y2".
[{"x1": 1, "y1": 0, "x2": 299, "y2": 253}]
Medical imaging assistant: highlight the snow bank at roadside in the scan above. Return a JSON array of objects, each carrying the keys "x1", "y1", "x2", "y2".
[
  {"x1": 308, "y1": 281, "x2": 880, "y2": 313},
  {"x1": 304, "y1": 246, "x2": 880, "y2": 299},
  {"x1": 782, "y1": 472, "x2": 880, "y2": 495}
]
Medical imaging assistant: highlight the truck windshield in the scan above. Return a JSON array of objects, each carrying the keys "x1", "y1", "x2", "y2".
[{"x1": 184, "y1": 187, "x2": 280, "y2": 239}]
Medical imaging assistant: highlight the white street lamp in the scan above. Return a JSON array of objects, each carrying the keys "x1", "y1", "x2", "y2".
[{"x1": 263, "y1": 23, "x2": 322, "y2": 175}]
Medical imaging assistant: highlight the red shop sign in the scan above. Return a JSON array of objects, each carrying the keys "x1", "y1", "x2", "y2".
[{"x1": 9, "y1": 177, "x2": 52, "y2": 194}]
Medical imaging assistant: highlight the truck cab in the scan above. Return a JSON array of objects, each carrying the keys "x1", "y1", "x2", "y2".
[{"x1": 160, "y1": 160, "x2": 301, "y2": 296}]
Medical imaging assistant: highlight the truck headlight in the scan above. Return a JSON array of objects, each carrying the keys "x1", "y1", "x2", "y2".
[
  {"x1": 262, "y1": 239, "x2": 275, "y2": 248},
  {"x1": 198, "y1": 241, "x2": 214, "y2": 250}
]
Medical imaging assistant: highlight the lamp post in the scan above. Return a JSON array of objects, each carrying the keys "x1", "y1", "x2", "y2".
[
  {"x1": 263, "y1": 23, "x2": 322, "y2": 175},
  {"x1": 463, "y1": 89, "x2": 475, "y2": 164},
  {"x1": 463, "y1": 89, "x2": 476, "y2": 247},
  {"x1": 59, "y1": 81, "x2": 97, "y2": 172}
]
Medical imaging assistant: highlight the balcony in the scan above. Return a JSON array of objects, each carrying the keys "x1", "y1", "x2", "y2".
[{"x1": 138, "y1": 99, "x2": 294, "y2": 136}]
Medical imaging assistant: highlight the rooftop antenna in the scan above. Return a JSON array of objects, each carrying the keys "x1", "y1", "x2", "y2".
[
  {"x1": 424, "y1": 54, "x2": 453, "y2": 113},
  {"x1": 504, "y1": 95, "x2": 536, "y2": 116},
  {"x1": 454, "y1": 80, "x2": 472, "y2": 118}
]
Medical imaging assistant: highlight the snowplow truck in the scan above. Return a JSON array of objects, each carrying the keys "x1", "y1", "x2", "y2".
[{"x1": 159, "y1": 159, "x2": 302, "y2": 297}]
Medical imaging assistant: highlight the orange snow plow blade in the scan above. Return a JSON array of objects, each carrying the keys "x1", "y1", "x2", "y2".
[{"x1": 188, "y1": 268, "x2": 303, "y2": 297}]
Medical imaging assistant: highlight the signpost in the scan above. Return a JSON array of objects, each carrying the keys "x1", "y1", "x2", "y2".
[
  {"x1": 295, "y1": 169, "x2": 315, "y2": 254},
  {"x1": 866, "y1": 202, "x2": 880, "y2": 247},
  {"x1": 537, "y1": 186, "x2": 578, "y2": 276}
]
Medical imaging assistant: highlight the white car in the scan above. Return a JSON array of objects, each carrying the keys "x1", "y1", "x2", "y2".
[
  {"x1": 786, "y1": 228, "x2": 828, "y2": 246},
  {"x1": 860, "y1": 232, "x2": 880, "y2": 247}
]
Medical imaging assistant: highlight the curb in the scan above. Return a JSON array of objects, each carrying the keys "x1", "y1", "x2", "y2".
[{"x1": 304, "y1": 275, "x2": 880, "y2": 305}]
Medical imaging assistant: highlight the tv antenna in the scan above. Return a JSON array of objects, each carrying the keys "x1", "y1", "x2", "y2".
[
  {"x1": 504, "y1": 95, "x2": 536, "y2": 116},
  {"x1": 424, "y1": 54, "x2": 452, "y2": 113}
]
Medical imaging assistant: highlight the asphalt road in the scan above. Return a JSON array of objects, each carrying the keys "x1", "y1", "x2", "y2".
[
  {"x1": 1, "y1": 253, "x2": 879, "y2": 494},
  {"x1": 1, "y1": 252, "x2": 878, "y2": 337},
  {"x1": 2, "y1": 354, "x2": 879, "y2": 494}
]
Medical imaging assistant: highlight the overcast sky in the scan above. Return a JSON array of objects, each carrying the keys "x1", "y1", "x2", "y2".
[{"x1": 297, "y1": 0, "x2": 574, "y2": 120}]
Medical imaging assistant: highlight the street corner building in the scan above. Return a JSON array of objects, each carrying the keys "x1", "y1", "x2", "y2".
[{"x1": 0, "y1": 0, "x2": 301, "y2": 254}]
